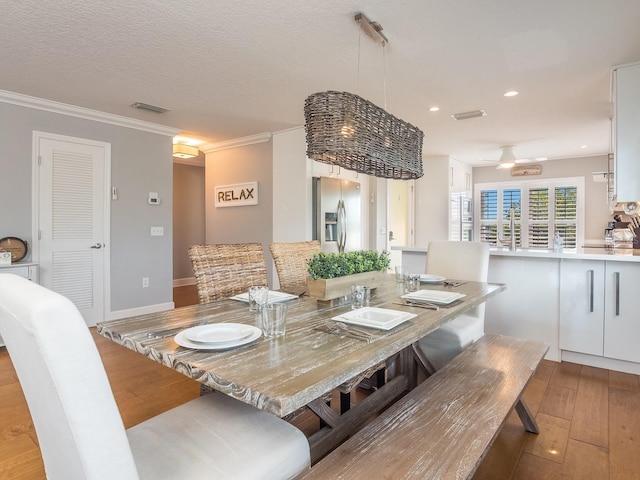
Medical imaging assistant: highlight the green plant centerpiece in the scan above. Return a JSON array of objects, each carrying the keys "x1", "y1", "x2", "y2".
[{"x1": 306, "y1": 250, "x2": 391, "y2": 302}]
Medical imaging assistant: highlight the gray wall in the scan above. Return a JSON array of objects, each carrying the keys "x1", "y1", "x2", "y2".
[
  {"x1": 473, "y1": 155, "x2": 610, "y2": 240},
  {"x1": 204, "y1": 140, "x2": 274, "y2": 285},
  {"x1": 173, "y1": 162, "x2": 205, "y2": 281},
  {"x1": 0, "y1": 101, "x2": 174, "y2": 314}
]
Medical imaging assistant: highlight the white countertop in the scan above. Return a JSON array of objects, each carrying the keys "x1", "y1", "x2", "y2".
[{"x1": 391, "y1": 245, "x2": 640, "y2": 263}]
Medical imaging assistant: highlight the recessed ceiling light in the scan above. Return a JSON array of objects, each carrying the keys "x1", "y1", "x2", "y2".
[
  {"x1": 504, "y1": 90, "x2": 519, "y2": 97},
  {"x1": 534, "y1": 157, "x2": 548, "y2": 161},
  {"x1": 581, "y1": 145, "x2": 588, "y2": 149},
  {"x1": 428, "y1": 106, "x2": 440, "y2": 112}
]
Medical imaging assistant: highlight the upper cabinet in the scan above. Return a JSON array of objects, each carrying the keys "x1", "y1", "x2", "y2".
[
  {"x1": 449, "y1": 157, "x2": 472, "y2": 195},
  {"x1": 613, "y1": 62, "x2": 640, "y2": 202}
]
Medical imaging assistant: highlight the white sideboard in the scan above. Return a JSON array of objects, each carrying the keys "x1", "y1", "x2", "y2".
[{"x1": 0, "y1": 263, "x2": 39, "y2": 347}]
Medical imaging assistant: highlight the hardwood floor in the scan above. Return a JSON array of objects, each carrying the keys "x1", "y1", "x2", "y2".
[{"x1": 0, "y1": 285, "x2": 638, "y2": 479}]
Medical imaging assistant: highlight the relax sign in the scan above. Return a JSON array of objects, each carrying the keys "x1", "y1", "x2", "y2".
[{"x1": 214, "y1": 181, "x2": 258, "y2": 208}]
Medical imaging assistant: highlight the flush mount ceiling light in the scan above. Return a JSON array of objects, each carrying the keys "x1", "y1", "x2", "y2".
[
  {"x1": 303, "y1": 13, "x2": 424, "y2": 180},
  {"x1": 451, "y1": 110, "x2": 487, "y2": 121},
  {"x1": 172, "y1": 144, "x2": 199, "y2": 158},
  {"x1": 131, "y1": 102, "x2": 169, "y2": 114},
  {"x1": 496, "y1": 145, "x2": 516, "y2": 169}
]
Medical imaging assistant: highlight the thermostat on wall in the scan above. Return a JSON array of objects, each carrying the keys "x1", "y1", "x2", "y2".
[{"x1": 148, "y1": 192, "x2": 160, "y2": 205}]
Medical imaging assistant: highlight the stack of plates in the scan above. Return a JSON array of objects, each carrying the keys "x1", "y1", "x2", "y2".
[
  {"x1": 401, "y1": 289, "x2": 466, "y2": 305},
  {"x1": 175, "y1": 323, "x2": 261, "y2": 350},
  {"x1": 230, "y1": 290, "x2": 298, "y2": 303},
  {"x1": 332, "y1": 307, "x2": 416, "y2": 331},
  {"x1": 419, "y1": 274, "x2": 446, "y2": 283}
]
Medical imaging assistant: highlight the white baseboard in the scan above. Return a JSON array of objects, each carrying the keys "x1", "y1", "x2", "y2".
[
  {"x1": 173, "y1": 277, "x2": 196, "y2": 287},
  {"x1": 109, "y1": 302, "x2": 175, "y2": 321},
  {"x1": 561, "y1": 350, "x2": 640, "y2": 375}
]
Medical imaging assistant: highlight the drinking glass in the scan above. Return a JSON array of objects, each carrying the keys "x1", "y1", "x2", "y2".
[
  {"x1": 262, "y1": 303, "x2": 288, "y2": 337},
  {"x1": 248, "y1": 286, "x2": 269, "y2": 312},
  {"x1": 350, "y1": 284, "x2": 370, "y2": 309},
  {"x1": 395, "y1": 265, "x2": 407, "y2": 284},
  {"x1": 403, "y1": 274, "x2": 420, "y2": 293}
]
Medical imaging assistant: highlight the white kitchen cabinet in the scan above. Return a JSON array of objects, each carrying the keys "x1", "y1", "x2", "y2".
[
  {"x1": 559, "y1": 259, "x2": 640, "y2": 364},
  {"x1": 613, "y1": 62, "x2": 640, "y2": 202},
  {"x1": 416, "y1": 156, "x2": 473, "y2": 244},
  {"x1": 486, "y1": 255, "x2": 560, "y2": 361},
  {"x1": 603, "y1": 262, "x2": 640, "y2": 363},
  {"x1": 559, "y1": 260, "x2": 605, "y2": 355},
  {"x1": 450, "y1": 157, "x2": 472, "y2": 196}
]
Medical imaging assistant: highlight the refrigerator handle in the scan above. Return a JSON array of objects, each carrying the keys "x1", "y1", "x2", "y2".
[{"x1": 337, "y1": 200, "x2": 346, "y2": 253}]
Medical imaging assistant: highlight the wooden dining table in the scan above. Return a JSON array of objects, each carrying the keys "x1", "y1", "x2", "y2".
[{"x1": 97, "y1": 275, "x2": 505, "y2": 462}]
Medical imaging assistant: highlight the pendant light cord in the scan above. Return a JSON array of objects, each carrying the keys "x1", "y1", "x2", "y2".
[{"x1": 382, "y1": 43, "x2": 387, "y2": 110}]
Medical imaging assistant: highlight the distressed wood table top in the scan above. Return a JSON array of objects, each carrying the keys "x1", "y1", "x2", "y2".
[{"x1": 97, "y1": 276, "x2": 505, "y2": 417}]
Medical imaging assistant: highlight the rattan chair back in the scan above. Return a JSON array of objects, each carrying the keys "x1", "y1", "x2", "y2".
[
  {"x1": 269, "y1": 240, "x2": 321, "y2": 293},
  {"x1": 189, "y1": 243, "x2": 268, "y2": 303}
]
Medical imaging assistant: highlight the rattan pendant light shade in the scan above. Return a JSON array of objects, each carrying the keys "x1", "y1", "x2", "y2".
[{"x1": 304, "y1": 91, "x2": 424, "y2": 179}]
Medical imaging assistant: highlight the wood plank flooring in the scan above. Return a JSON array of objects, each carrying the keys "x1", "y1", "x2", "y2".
[{"x1": 0, "y1": 285, "x2": 638, "y2": 479}]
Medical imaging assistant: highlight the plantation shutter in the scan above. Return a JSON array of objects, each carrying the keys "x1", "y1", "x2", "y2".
[
  {"x1": 555, "y1": 186, "x2": 578, "y2": 248},
  {"x1": 479, "y1": 189, "x2": 498, "y2": 244},
  {"x1": 502, "y1": 189, "x2": 521, "y2": 246},
  {"x1": 529, "y1": 187, "x2": 550, "y2": 248}
]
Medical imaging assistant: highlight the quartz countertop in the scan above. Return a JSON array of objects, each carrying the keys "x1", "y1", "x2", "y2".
[{"x1": 391, "y1": 245, "x2": 640, "y2": 263}]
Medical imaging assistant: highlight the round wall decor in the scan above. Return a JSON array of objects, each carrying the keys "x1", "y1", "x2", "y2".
[{"x1": 0, "y1": 237, "x2": 29, "y2": 262}]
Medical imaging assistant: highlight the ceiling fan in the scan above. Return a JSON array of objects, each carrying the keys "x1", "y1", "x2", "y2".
[{"x1": 478, "y1": 145, "x2": 544, "y2": 169}]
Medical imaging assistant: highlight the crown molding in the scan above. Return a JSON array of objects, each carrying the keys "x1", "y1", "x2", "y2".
[
  {"x1": 200, "y1": 132, "x2": 272, "y2": 153},
  {"x1": 0, "y1": 89, "x2": 180, "y2": 137}
]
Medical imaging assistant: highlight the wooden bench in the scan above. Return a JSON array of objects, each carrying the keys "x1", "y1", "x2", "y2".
[{"x1": 303, "y1": 334, "x2": 549, "y2": 479}]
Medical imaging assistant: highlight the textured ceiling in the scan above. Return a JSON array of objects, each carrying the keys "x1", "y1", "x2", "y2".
[{"x1": 2, "y1": 0, "x2": 640, "y2": 164}]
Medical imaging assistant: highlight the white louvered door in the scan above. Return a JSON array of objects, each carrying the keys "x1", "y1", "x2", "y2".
[{"x1": 36, "y1": 133, "x2": 110, "y2": 326}]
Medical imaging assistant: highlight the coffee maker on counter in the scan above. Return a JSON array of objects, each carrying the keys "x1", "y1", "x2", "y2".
[{"x1": 605, "y1": 214, "x2": 639, "y2": 248}]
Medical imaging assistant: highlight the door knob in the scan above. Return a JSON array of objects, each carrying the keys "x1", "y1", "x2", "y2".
[{"x1": 90, "y1": 243, "x2": 103, "y2": 249}]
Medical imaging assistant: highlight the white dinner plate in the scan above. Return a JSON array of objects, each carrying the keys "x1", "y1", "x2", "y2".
[
  {"x1": 401, "y1": 289, "x2": 466, "y2": 305},
  {"x1": 332, "y1": 307, "x2": 416, "y2": 331},
  {"x1": 175, "y1": 325, "x2": 262, "y2": 350},
  {"x1": 230, "y1": 290, "x2": 298, "y2": 304},
  {"x1": 184, "y1": 323, "x2": 255, "y2": 344},
  {"x1": 419, "y1": 274, "x2": 446, "y2": 283}
]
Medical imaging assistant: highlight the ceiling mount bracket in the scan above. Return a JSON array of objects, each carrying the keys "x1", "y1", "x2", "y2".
[{"x1": 355, "y1": 13, "x2": 388, "y2": 46}]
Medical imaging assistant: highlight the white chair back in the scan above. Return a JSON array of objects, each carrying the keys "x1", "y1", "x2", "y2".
[
  {"x1": 0, "y1": 274, "x2": 139, "y2": 479},
  {"x1": 425, "y1": 240, "x2": 490, "y2": 282},
  {"x1": 425, "y1": 241, "x2": 490, "y2": 321}
]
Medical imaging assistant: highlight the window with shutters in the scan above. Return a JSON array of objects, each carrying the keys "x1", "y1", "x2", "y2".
[{"x1": 475, "y1": 177, "x2": 583, "y2": 249}]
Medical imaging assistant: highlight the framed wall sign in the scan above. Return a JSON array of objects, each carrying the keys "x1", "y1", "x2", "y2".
[
  {"x1": 215, "y1": 181, "x2": 258, "y2": 207},
  {"x1": 511, "y1": 165, "x2": 542, "y2": 176}
]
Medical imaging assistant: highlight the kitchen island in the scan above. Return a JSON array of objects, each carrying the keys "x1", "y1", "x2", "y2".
[{"x1": 392, "y1": 245, "x2": 640, "y2": 374}]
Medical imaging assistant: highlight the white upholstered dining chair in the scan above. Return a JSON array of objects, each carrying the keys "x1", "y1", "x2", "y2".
[
  {"x1": 413, "y1": 241, "x2": 490, "y2": 374},
  {"x1": 0, "y1": 274, "x2": 310, "y2": 480}
]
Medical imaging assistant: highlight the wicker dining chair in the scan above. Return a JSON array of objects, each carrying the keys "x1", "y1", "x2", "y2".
[
  {"x1": 269, "y1": 240, "x2": 321, "y2": 293},
  {"x1": 189, "y1": 243, "x2": 268, "y2": 303}
]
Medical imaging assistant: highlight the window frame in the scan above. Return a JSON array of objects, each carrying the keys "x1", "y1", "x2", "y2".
[{"x1": 474, "y1": 176, "x2": 585, "y2": 249}]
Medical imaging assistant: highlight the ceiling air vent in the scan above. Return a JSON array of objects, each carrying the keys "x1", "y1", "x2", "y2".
[
  {"x1": 130, "y1": 102, "x2": 169, "y2": 114},
  {"x1": 451, "y1": 110, "x2": 486, "y2": 120}
]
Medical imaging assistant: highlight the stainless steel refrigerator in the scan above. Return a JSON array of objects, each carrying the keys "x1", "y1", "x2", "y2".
[{"x1": 312, "y1": 177, "x2": 361, "y2": 253}]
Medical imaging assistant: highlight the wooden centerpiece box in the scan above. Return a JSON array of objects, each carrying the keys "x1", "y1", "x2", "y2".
[{"x1": 306, "y1": 250, "x2": 390, "y2": 304}]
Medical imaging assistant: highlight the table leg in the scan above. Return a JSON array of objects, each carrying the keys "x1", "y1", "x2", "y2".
[{"x1": 308, "y1": 375, "x2": 408, "y2": 464}]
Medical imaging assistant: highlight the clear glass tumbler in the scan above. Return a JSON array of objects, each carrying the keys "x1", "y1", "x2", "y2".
[
  {"x1": 262, "y1": 303, "x2": 288, "y2": 337},
  {"x1": 248, "y1": 286, "x2": 269, "y2": 312}
]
